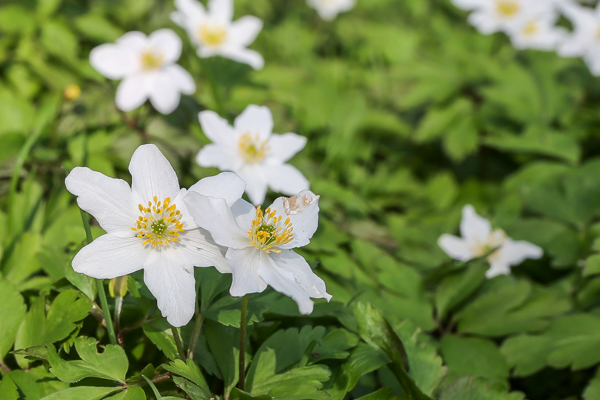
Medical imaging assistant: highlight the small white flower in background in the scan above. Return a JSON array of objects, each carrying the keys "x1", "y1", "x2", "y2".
[
  {"x1": 65, "y1": 144, "x2": 246, "y2": 327},
  {"x1": 184, "y1": 189, "x2": 331, "y2": 314},
  {"x1": 196, "y1": 105, "x2": 309, "y2": 206},
  {"x1": 171, "y1": 0, "x2": 264, "y2": 70},
  {"x1": 507, "y1": 13, "x2": 566, "y2": 50},
  {"x1": 556, "y1": 1, "x2": 600, "y2": 75},
  {"x1": 437, "y1": 205, "x2": 543, "y2": 278},
  {"x1": 307, "y1": 0, "x2": 356, "y2": 21},
  {"x1": 90, "y1": 29, "x2": 195, "y2": 114}
]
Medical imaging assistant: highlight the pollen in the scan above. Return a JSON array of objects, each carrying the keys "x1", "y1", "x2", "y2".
[
  {"x1": 522, "y1": 21, "x2": 538, "y2": 37},
  {"x1": 132, "y1": 196, "x2": 184, "y2": 248},
  {"x1": 238, "y1": 132, "x2": 269, "y2": 163},
  {"x1": 248, "y1": 206, "x2": 294, "y2": 254},
  {"x1": 140, "y1": 51, "x2": 165, "y2": 71},
  {"x1": 496, "y1": 0, "x2": 520, "y2": 17},
  {"x1": 198, "y1": 24, "x2": 227, "y2": 47}
]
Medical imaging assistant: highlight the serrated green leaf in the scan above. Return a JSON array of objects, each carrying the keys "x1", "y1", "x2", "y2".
[
  {"x1": 500, "y1": 335, "x2": 553, "y2": 377},
  {"x1": 355, "y1": 387, "x2": 407, "y2": 400},
  {"x1": 163, "y1": 359, "x2": 210, "y2": 399},
  {"x1": 45, "y1": 289, "x2": 91, "y2": 343},
  {"x1": 142, "y1": 318, "x2": 179, "y2": 361},
  {"x1": 439, "y1": 376, "x2": 525, "y2": 400},
  {"x1": 584, "y1": 255, "x2": 600, "y2": 277},
  {"x1": 584, "y1": 366, "x2": 600, "y2": 400},
  {"x1": 205, "y1": 319, "x2": 239, "y2": 397},
  {"x1": 0, "y1": 279, "x2": 26, "y2": 358},
  {"x1": 0, "y1": 376, "x2": 19, "y2": 400},
  {"x1": 40, "y1": 386, "x2": 121, "y2": 400},
  {"x1": 105, "y1": 387, "x2": 146, "y2": 400},
  {"x1": 435, "y1": 263, "x2": 487, "y2": 319}
]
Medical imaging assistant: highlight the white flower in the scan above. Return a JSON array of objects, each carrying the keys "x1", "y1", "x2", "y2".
[
  {"x1": 437, "y1": 205, "x2": 543, "y2": 278},
  {"x1": 171, "y1": 0, "x2": 264, "y2": 70},
  {"x1": 184, "y1": 189, "x2": 331, "y2": 314},
  {"x1": 196, "y1": 105, "x2": 309, "y2": 206},
  {"x1": 65, "y1": 144, "x2": 246, "y2": 327},
  {"x1": 556, "y1": 1, "x2": 600, "y2": 75},
  {"x1": 90, "y1": 29, "x2": 196, "y2": 114},
  {"x1": 507, "y1": 13, "x2": 566, "y2": 50},
  {"x1": 307, "y1": 0, "x2": 355, "y2": 21}
]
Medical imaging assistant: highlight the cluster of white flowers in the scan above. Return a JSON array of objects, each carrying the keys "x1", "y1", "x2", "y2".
[{"x1": 453, "y1": 0, "x2": 600, "y2": 76}]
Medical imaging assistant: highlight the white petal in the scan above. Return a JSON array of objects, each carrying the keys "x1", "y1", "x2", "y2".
[
  {"x1": 183, "y1": 192, "x2": 248, "y2": 248},
  {"x1": 188, "y1": 172, "x2": 246, "y2": 206},
  {"x1": 172, "y1": 0, "x2": 207, "y2": 28},
  {"x1": 164, "y1": 64, "x2": 196, "y2": 95},
  {"x1": 268, "y1": 190, "x2": 319, "y2": 250},
  {"x1": 237, "y1": 166, "x2": 269, "y2": 206},
  {"x1": 220, "y1": 47, "x2": 264, "y2": 70},
  {"x1": 438, "y1": 234, "x2": 474, "y2": 261},
  {"x1": 267, "y1": 133, "x2": 306, "y2": 163},
  {"x1": 148, "y1": 72, "x2": 181, "y2": 114},
  {"x1": 460, "y1": 205, "x2": 491, "y2": 245},
  {"x1": 226, "y1": 247, "x2": 268, "y2": 296},
  {"x1": 499, "y1": 239, "x2": 543, "y2": 266},
  {"x1": 176, "y1": 228, "x2": 231, "y2": 273},
  {"x1": 148, "y1": 29, "x2": 182, "y2": 65},
  {"x1": 65, "y1": 167, "x2": 135, "y2": 236},
  {"x1": 196, "y1": 144, "x2": 238, "y2": 171},
  {"x1": 89, "y1": 44, "x2": 138, "y2": 79},
  {"x1": 258, "y1": 253, "x2": 315, "y2": 314},
  {"x1": 73, "y1": 235, "x2": 148, "y2": 279},
  {"x1": 129, "y1": 144, "x2": 181, "y2": 204},
  {"x1": 208, "y1": 0, "x2": 233, "y2": 24},
  {"x1": 228, "y1": 16, "x2": 262, "y2": 47},
  {"x1": 234, "y1": 105, "x2": 273, "y2": 139},
  {"x1": 143, "y1": 253, "x2": 196, "y2": 327},
  {"x1": 468, "y1": 11, "x2": 501, "y2": 34},
  {"x1": 231, "y1": 198, "x2": 256, "y2": 231},
  {"x1": 486, "y1": 259, "x2": 512, "y2": 278},
  {"x1": 265, "y1": 164, "x2": 309, "y2": 197},
  {"x1": 270, "y1": 250, "x2": 331, "y2": 301},
  {"x1": 452, "y1": 0, "x2": 485, "y2": 10},
  {"x1": 116, "y1": 31, "x2": 148, "y2": 52},
  {"x1": 198, "y1": 110, "x2": 238, "y2": 146},
  {"x1": 115, "y1": 74, "x2": 150, "y2": 112}
]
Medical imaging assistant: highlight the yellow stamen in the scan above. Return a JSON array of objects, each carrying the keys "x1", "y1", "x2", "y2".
[
  {"x1": 198, "y1": 24, "x2": 227, "y2": 47},
  {"x1": 522, "y1": 21, "x2": 538, "y2": 36},
  {"x1": 132, "y1": 196, "x2": 184, "y2": 248},
  {"x1": 140, "y1": 51, "x2": 165, "y2": 71},
  {"x1": 496, "y1": 0, "x2": 520, "y2": 17},
  {"x1": 247, "y1": 206, "x2": 294, "y2": 254},
  {"x1": 238, "y1": 132, "x2": 269, "y2": 163}
]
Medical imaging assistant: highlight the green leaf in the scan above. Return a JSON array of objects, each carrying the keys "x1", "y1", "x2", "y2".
[
  {"x1": 142, "y1": 318, "x2": 179, "y2": 361},
  {"x1": 11, "y1": 345, "x2": 49, "y2": 361},
  {"x1": 311, "y1": 328, "x2": 359, "y2": 362},
  {"x1": 48, "y1": 336, "x2": 129, "y2": 383},
  {"x1": 197, "y1": 267, "x2": 231, "y2": 312},
  {"x1": 500, "y1": 335, "x2": 553, "y2": 377},
  {"x1": 230, "y1": 388, "x2": 273, "y2": 400},
  {"x1": 545, "y1": 314, "x2": 600, "y2": 370},
  {"x1": 0, "y1": 376, "x2": 19, "y2": 400},
  {"x1": 105, "y1": 387, "x2": 146, "y2": 400},
  {"x1": 40, "y1": 386, "x2": 121, "y2": 400},
  {"x1": 435, "y1": 263, "x2": 487, "y2": 319},
  {"x1": 343, "y1": 343, "x2": 389, "y2": 392},
  {"x1": 45, "y1": 289, "x2": 92, "y2": 343},
  {"x1": 205, "y1": 319, "x2": 239, "y2": 397},
  {"x1": 40, "y1": 20, "x2": 79, "y2": 62},
  {"x1": 584, "y1": 366, "x2": 600, "y2": 400},
  {"x1": 584, "y1": 254, "x2": 600, "y2": 277},
  {"x1": 439, "y1": 377, "x2": 524, "y2": 400},
  {"x1": 172, "y1": 376, "x2": 211, "y2": 400},
  {"x1": 443, "y1": 115, "x2": 478, "y2": 162},
  {"x1": 0, "y1": 279, "x2": 26, "y2": 358},
  {"x1": 355, "y1": 387, "x2": 407, "y2": 400},
  {"x1": 163, "y1": 359, "x2": 211, "y2": 399},
  {"x1": 202, "y1": 292, "x2": 273, "y2": 327},
  {"x1": 37, "y1": 0, "x2": 62, "y2": 18}
]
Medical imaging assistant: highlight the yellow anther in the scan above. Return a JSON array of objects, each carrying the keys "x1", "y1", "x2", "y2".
[
  {"x1": 198, "y1": 24, "x2": 227, "y2": 47},
  {"x1": 247, "y1": 206, "x2": 293, "y2": 254},
  {"x1": 238, "y1": 132, "x2": 269, "y2": 163},
  {"x1": 132, "y1": 196, "x2": 184, "y2": 248},
  {"x1": 496, "y1": 0, "x2": 520, "y2": 17}
]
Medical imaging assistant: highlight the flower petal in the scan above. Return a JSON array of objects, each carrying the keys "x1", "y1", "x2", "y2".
[
  {"x1": 129, "y1": 144, "x2": 181, "y2": 204},
  {"x1": 196, "y1": 144, "x2": 239, "y2": 171},
  {"x1": 267, "y1": 133, "x2": 306, "y2": 163},
  {"x1": 143, "y1": 252, "x2": 196, "y2": 327},
  {"x1": 460, "y1": 205, "x2": 491, "y2": 245},
  {"x1": 438, "y1": 234, "x2": 474, "y2": 261},
  {"x1": 65, "y1": 167, "x2": 136, "y2": 235},
  {"x1": 198, "y1": 110, "x2": 238, "y2": 146},
  {"x1": 265, "y1": 164, "x2": 310, "y2": 197},
  {"x1": 486, "y1": 259, "x2": 512, "y2": 278},
  {"x1": 116, "y1": 31, "x2": 148, "y2": 52},
  {"x1": 269, "y1": 190, "x2": 319, "y2": 249},
  {"x1": 172, "y1": 0, "x2": 207, "y2": 28},
  {"x1": 164, "y1": 64, "x2": 196, "y2": 95},
  {"x1": 228, "y1": 16, "x2": 262, "y2": 47},
  {"x1": 237, "y1": 165, "x2": 269, "y2": 205},
  {"x1": 220, "y1": 47, "x2": 264, "y2": 70},
  {"x1": 234, "y1": 105, "x2": 273, "y2": 140},
  {"x1": 208, "y1": 0, "x2": 233, "y2": 24},
  {"x1": 226, "y1": 247, "x2": 268, "y2": 296},
  {"x1": 183, "y1": 192, "x2": 248, "y2": 248},
  {"x1": 258, "y1": 252, "x2": 315, "y2": 314},
  {"x1": 270, "y1": 250, "x2": 331, "y2": 301},
  {"x1": 148, "y1": 29, "x2": 182, "y2": 65},
  {"x1": 188, "y1": 172, "x2": 246, "y2": 206},
  {"x1": 468, "y1": 10, "x2": 501, "y2": 35},
  {"x1": 148, "y1": 72, "x2": 182, "y2": 114},
  {"x1": 89, "y1": 44, "x2": 138, "y2": 79},
  {"x1": 176, "y1": 228, "x2": 231, "y2": 273},
  {"x1": 499, "y1": 239, "x2": 543, "y2": 266},
  {"x1": 73, "y1": 235, "x2": 148, "y2": 279},
  {"x1": 231, "y1": 198, "x2": 256, "y2": 231},
  {"x1": 116, "y1": 74, "x2": 150, "y2": 112}
]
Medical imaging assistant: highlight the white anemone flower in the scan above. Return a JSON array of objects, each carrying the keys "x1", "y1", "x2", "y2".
[
  {"x1": 508, "y1": 13, "x2": 566, "y2": 50},
  {"x1": 90, "y1": 29, "x2": 195, "y2": 114},
  {"x1": 65, "y1": 144, "x2": 246, "y2": 327},
  {"x1": 184, "y1": 189, "x2": 332, "y2": 314},
  {"x1": 307, "y1": 0, "x2": 356, "y2": 21},
  {"x1": 196, "y1": 105, "x2": 309, "y2": 206},
  {"x1": 437, "y1": 205, "x2": 543, "y2": 278},
  {"x1": 171, "y1": 0, "x2": 264, "y2": 70},
  {"x1": 557, "y1": 1, "x2": 600, "y2": 75}
]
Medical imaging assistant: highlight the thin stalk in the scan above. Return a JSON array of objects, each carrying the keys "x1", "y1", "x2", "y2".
[
  {"x1": 80, "y1": 210, "x2": 118, "y2": 346},
  {"x1": 0, "y1": 359, "x2": 11, "y2": 374},
  {"x1": 171, "y1": 326, "x2": 186, "y2": 360},
  {"x1": 114, "y1": 296, "x2": 123, "y2": 335},
  {"x1": 200, "y1": 58, "x2": 225, "y2": 116},
  {"x1": 238, "y1": 295, "x2": 249, "y2": 391},
  {"x1": 187, "y1": 306, "x2": 205, "y2": 360}
]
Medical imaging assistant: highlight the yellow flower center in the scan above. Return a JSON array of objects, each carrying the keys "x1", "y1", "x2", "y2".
[
  {"x1": 131, "y1": 196, "x2": 184, "y2": 248},
  {"x1": 238, "y1": 132, "x2": 269, "y2": 163},
  {"x1": 469, "y1": 229, "x2": 506, "y2": 260},
  {"x1": 248, "y1": 206, "x2": 294, "y2": 254},
  {"x1": 522, "y1": 21, "x2": 538, "y2": 36},
  {"x1": 496, "y1": 0, "x2": 520, "y2": 17},
  {"x1": 198, "y1": 24, "x2": 227, "y2": 47},
  {"x1": 140, "y1": 51, "x2": 165, "y2": 71}
]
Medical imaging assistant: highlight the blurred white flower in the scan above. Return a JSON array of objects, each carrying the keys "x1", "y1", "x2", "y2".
[
  {"x1": 508, "y1": 13, "x2": 566, "y2": 50},
  {"x1": 307, "y1": 0, "x2": 355, "y2": 21},
  {"x1": 184, "y1": 189, "x2": 331, "y2": 314},
  {"x1": 438, "y1": 205, "x2": 543, "y2": 278},
  {"x1": 65, "y1": 144, "x2": 246, "y2": 327},
  {"x1": 556, "y1": 1, "x2": 600, "y2": 75},
  {"x1": 90, "y1": 29, "x2": 195, "y2": 114},
  {"x1": 171, "y1": 0, "x2": 264, "y2": 70},
  {"x1": 196, "y1": 105, "x2": 309, "y2": 206}
]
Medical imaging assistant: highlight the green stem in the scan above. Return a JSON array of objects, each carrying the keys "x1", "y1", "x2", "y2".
[
  {"x1": 171, "y1": 326, "x2": 186, "y2": 360},
  {"x1": 187, "y1": 306, "x2": 205, "y2": 360},
  {"x1": 80, "y1": 210, "x2": 118, "y2": 346},
  {"x1": 114, "y1": 296, "x2": 123, "y2": 334},
  {"x1": 200, "y1": 58, "x2": 225, "y2": 116},
  {"x1": 238, "y1": 295, "x2": 248, "y2": 391}
]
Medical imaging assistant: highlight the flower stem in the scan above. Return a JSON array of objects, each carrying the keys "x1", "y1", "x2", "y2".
[
  {"x1": 171, "y1": 326, "x2": 186, "y2": 360},
  {"x1": 200, "y1": 58, "x2": 225, "y2": 116},
  {"x1": 114, "y1": 296, "x2": 123, "y2": 336},
  {"x1": 80, "y1": 209, "x2": 118, "y2": 346},
  {"x1": 187, "y1": 306, "x2": 205, "y2": 360},
  {"x1": 238, "y1": 294, "x2": 248, "y2": 391}
]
